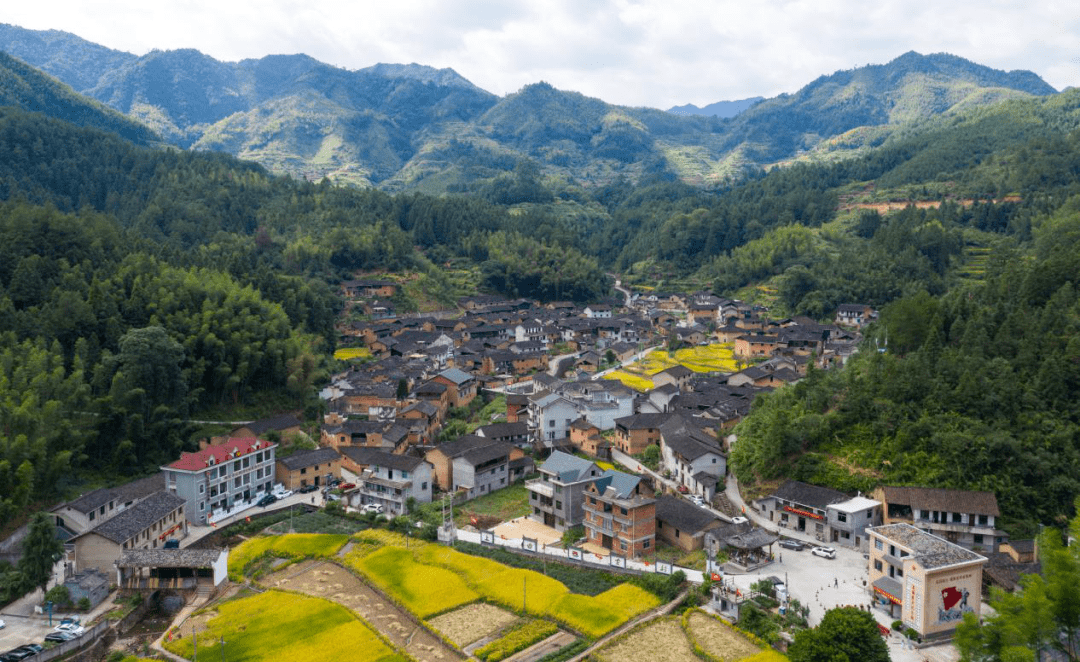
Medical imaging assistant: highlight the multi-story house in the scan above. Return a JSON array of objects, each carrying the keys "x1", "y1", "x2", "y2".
[
  {"x1": 613, "y1": 413, "x2": 670, "y2": 455},
  {"x1": 529, "y1": 393, "x2": 578, "y2": 446},
  {"x1": 658, "y1": 416, "x2": 726, "y2": 500},
  {"x1": 161, "y1": 437, "x2": 277, "y2": 525},
  {"x1": 71, "y1": 492, "x2": 187, "y2": 575},
  {"x1": 275, "y1": 447, "x2": 342, "y2": 490},
  {"x1": 582, "y1": 471, "x2": 655, "y2": 558},
  {"x1": 875, "y1": 486, "x2": 1007, "y2": 552},
  {"x1": 526, "y1": 451, "x2": 604, "y2": 531},
  {"x1": 432, "y1": 367, "x2": 479, "y2": 408},
  {"x1": 52, "y1": 473, "x2": 164, "y2": 536},
  {"x1": 867, "y1": 523, "x2": 987, "y2": 638},
  {"x1": 825, "y1": 495, "x2": 881, "y2": 550},
  {"x1": 351, "y1": 451, "x2": 433, "y2": 515}
]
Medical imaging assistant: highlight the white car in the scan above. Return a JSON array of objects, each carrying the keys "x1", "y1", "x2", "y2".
[
  {"x1": 689, "y1": 495, "x2": 704, "y2": 506},
  {"x1": 54, "y1": 622, "x2": 86, "y2": 636},
  {"x1": 362, "y1": 503, "x2": 385, "y2": 514},
  {"x1": 811, "y1": 546, "x2": 836, "y2": 559},
  {"x1": 0, "y1": 617, "x2": 5, "y2": 629},
  {"x1": 730, "y1": 516, "x2": 748, "y2": 525},
  {"x1": 274, "y1": 489, "x2": 293, "y2": 499}
]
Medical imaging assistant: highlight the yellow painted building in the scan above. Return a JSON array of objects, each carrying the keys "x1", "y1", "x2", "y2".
[{"x1": 867, "y1": 523, "x2": 987, "y2": 638}]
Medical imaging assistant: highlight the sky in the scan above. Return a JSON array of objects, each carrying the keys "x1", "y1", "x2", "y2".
[{"x1": 4, "y1": 1, "x2": 1079, "y2": 109}]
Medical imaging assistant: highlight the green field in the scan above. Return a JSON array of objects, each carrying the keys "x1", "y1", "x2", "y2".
[{"x1": 164, "y1": 590, "x2": 404, "y2": 662}]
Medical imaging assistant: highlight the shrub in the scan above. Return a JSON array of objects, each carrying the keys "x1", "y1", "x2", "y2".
[
  {"x1": 891, "y1": 620, "x2": 904, "y2": 632},
  {"x1": 475, "y1": 619, "x2": 559, "y2": 661}
]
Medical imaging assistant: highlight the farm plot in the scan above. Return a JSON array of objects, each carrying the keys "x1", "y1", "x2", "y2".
[
  {"x1": 228, "y1": 533, "x2": 350, "y2": 580},
  {"x1": 163, "y1": 590, "x2": 403, "y2": 662},
  {"x1": 354, "y1": 534, "x2": 661, "y2": 638},
  {"x1": 264, "y1": 560, "x2": 464, "y2": 662},
  {"x1": 605, "y1": 343, "x2": 738, "y2": 391},
  {"x1": 593, "y1": 618, "x2": 698, "y2": 662},
  {"x1": 684, "y1": 610, "x2": 762, "y2": 661},
  {"x1": 428, "y1": 603, "x2": 521, "y2": 648}
]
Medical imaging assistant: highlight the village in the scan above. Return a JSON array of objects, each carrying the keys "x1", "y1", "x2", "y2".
[{"x1": 0, "y1": 284, "x2": 1037, "y2": 662}]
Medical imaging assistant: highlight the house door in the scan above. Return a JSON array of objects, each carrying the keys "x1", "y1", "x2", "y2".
[
  {"x1": 315, "y1": 475, "x2": 320, "y2": 486},
  {"x1": 602, "y1": 535, "x2": 612, "y2": 549},
  {"x1": 798, "y1": 516, "x2": 806, "y2": 531},
  {"x1": 544, "y1": 512, "x2": 555, "y2": 527}
]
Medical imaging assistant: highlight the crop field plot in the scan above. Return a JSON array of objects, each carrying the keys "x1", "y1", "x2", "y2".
[
  {"x1": 228, "y1": 533, "x2": 350, "y2": 580},
  {"x1": 428, "y1": 603, "x2": 522, "y2": 647},
  {"x1": 594, "y1": 617, "x2": 698, "y2": 662},
  {"x1": 474, "y1": 619, "x2": 559, "y2": 662},
  {"x1": 342, "y1": 530, "x2": 662, "y2": 639},
  {"x1": 264, "y1": 560, "x2": 463, "y2": 662},
  {"x1": 334, "y1": 347, "x2": 373, "y2": 361},
  {"x1": 164, "y1": 590, "x2": 404, "y2": 662},
  {"x1": 606, "y1": 343, "x2": 738, "y2": 391},
  {"x1": 348, "y1": 545, "x2": 480, "y2": 618},
  {"x1": 684, "y1": 610, "x2": 763, "y2": 661}
]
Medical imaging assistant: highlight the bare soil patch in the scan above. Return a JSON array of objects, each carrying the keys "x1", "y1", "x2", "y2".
[
  {"x1": 594, "y1": 618, "x2": 697, "y2": 662},
  {"x1": 429, "y1": 603, "x2": 521, "y2": 647},
  {"x1": 686, "y1": 611, "x2": 761, "y2": 661},
  {"x1": 264, "y1": 560, "x2": 464, "y2": 662}
]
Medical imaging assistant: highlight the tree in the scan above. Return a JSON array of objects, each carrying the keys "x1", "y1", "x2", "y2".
[
  {"x1": 788, "y1": 607, "x2": 889, "y2": 662},
  {"x1": 18, "y1": 512, "x2": 63, "y2": 598}
]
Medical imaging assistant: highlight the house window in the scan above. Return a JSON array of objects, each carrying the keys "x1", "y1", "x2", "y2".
[
  {"x1": 978, "y1": 514, "x2": 989, "y2": 526},
  {"x1": 199, "y1": 484, "x2": 205, "y2": 494},
  {"x1": 548, "y1": 419, "x2": 555, "y2": 428},
  {"x1": 301, "y1": 467, "x2": 307, "y2": 474},
  {"x1": 555, "y1": 501, "x2": 562, "y2": 510},
  {"x1": 421, "y1": 482, "x2": 427, "y2": 491},
  {"x1": 199, "y1": 501, "x2": 205, "y2": 512},
  {"x1": 620, "y1": 507, "x2": 627, "y2": 516},
  {"x1": 675, "y1": 529, "x2": 680, "y2": 538},
  {"x1": 643, "y1": 540, "x2": 650, "y2": 549},
  {"x1": 874, "y1": 560, "x2": 882, "y2": 571},
  {"x1": 974, "y1": 534, "x2": 984, "y2": 545},
  {"x1": 836, "y1": 512, "x2": 847, "y2": 523},
  {"x1": 952, "y1": 512, "x2": 962, "y2": 523},
  {"x1": 875, "y1": 539, "x2": 883, "y2": 550}
]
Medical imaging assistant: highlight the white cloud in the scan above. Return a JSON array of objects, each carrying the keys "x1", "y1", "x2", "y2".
[{"x1": 2, "y1": 0, "x2": 1076, "y2": 107}]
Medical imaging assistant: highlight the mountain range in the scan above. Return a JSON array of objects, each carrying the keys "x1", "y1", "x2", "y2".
[{"x1": 0, "y1": 23, "x2": 1059, "y2": 190}]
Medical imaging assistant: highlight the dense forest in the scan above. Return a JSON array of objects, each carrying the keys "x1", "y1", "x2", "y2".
[{"x1": 1, "y1": 78, "x2": 1080, "y2": 533}]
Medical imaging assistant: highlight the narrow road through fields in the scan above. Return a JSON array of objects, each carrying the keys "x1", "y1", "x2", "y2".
[{"x1": 566, "y1": 588, "x2": 691, "y2": 662}]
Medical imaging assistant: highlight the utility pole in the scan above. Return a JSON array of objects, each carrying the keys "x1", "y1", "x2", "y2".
[
  {"x1": 220, "y1": 636, "x2": 226, "y2": 662},
  {"x1": 523, "y1": 575, "x2": 526, "y2": 613},
  {"x1": 193, "y1": 627, "x2": 197, "y2": 662}
]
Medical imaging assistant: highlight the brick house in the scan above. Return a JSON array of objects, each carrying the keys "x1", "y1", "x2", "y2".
[
  {"x1": 527, "y1": 451, "x2": 603, "y2": 531},
  {"x1": 654, "y1": 495, "x2": 723, "y2": 552},
  {"x1": 612, "y1": 413, "x2": 670, "y2": 455},
  {"x1": 275, "y1": 447, "x2": 342, "y2": 490},
  {"x1": 582, "y1": 471, "x2": 655, "y2": 558},
  {"x1": 875, "y1": 486, "x2": 1007, "y2": 552},
  {"x1": 72, "y1": 492, "x2": 187, "y2": 575}
]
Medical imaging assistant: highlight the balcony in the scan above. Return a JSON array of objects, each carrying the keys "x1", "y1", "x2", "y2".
[{"x1": 526, "y1": 479, "x2": 554, "y2": 498}]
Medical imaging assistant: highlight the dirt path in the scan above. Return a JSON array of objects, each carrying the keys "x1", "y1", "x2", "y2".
[
  {"x1": 505, "y1": 631, "x2": 577, "y2": 662},
  {"x1": 263, "y1": 560, "x2": 464, "y2": 662},
  {"x1": 567, "y1": 588, "x2": 691, "y2": 662}
]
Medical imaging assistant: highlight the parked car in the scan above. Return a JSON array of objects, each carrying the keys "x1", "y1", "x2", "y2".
[
  {"x1": 54, "y1": 622, "x2": 85, "y2": 636},
  {"x1": 362, "y1": 503, "x2": 385, "y2": 514},
  {"x1": 2, "y1": 647, "x2": 39, "y2": 661},
  {"x1": 325, "y1": 493, "x2": 341, "y2": 502},
  {"x1": 298, "y1": 484, "x2": 318, "y2": 494},
  {"x1": 44, "y1": 631, "x2": 78, "y2": 643},
  {"x1": 689, "y1": 495, "x2": 704, "y2": 506},
  {"x1": 257, "y1": 493, "x2": 277, "y2": 507},
  {"x1": 811, "y1": 546, "x2": 836, "y2": 559},
  {"x1": 778, "y1": 539, "x2": 805, "y2": 551},
  {"x1": 338, "y1": 483, "x2": 356, "y2": 490},
  {"x1": 730, "y1": 516, "x2": 748, "y2": 525},
  {"x1": 163, "y1": 539, "x2": 180, "y2": 549},
  {"x1": 273, "y1": 489, "x2": 293, "y2": 499},
  {"x1": 0, "y1": 618, "x2": 4, "y2": 629}
]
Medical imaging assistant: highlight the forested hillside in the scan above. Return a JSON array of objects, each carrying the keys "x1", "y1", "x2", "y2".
[
  {"x1": 1, "y1": 47, "x2": 1080, "y2": 534},
  {"x1": 0, "y1": 24, "x2": 1060, "y2": 189}
]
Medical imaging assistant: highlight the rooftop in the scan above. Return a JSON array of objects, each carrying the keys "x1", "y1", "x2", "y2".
[
  {"x1": 277, "y1": 447, "x2": 341, "y2": 471},
  {"x1": 117, "y1": 548, "x2": 227, "y2": 568},
  {"x1": 869, "y1": 523, "x2": 988, "y2": 570},
  {"x1": 164, "y1": 437, "x2": 275, "y2": 472},
  {"x1": 84, "y1": 492, "x2": 186, "y2": 545}
]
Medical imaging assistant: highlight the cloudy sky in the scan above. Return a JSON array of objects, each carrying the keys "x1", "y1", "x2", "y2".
[{"x1": 4, "y1": 1, "x2": 1078, "y2": 108}]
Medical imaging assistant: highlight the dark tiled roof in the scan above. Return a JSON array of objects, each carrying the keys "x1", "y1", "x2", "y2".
[
  {"x1": 117, "y1": 548, "x2": 226, "y2": 568},
  {"x1": 476, "y1": 421, "x2": 530, "y2": 438},
  {"x1": 460, "y1": 443, "x2": 511, "y2": 465},
  {"x1": 339, "y1": 446, "x2": 384, "y2": 466},
  {"x1": 86, "y1": 492, "x2": 185, "y2": 544},
  {"x1": 365, "y1": 450, "x2": 425, "y2": 472},
  {"x1": 239, "y1": 413, "x2": 304, "y2": 434},
  {"x1": 429, "y1": 434, "x2": 494, "y2": 458},
  {"x1": 278, "y1": 447, "x2": 341, "y2": 471},
  {"x1": 655, "y1": 495, "x2": 722, "y2": 534},
  {"x1": 615, "y1": 413, "x2": 672, "y2": 430},
  {"x1": 772, "y1": 480, "x2": 847, "y2": 510},
  {"x1": 881, "y1": 486, "x2": 1000, "y2": 516}
]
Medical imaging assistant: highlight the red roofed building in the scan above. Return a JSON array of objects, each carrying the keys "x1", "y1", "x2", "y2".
[{"x1": 162, "y1": 437, "x2": 278, "y2": 524}]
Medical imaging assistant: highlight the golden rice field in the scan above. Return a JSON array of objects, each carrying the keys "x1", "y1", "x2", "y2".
[
  {"x1": 164, "y1": 590, "x2": 404, "y2": 662},
  {"x1": 595, "y1": 609, "x2": 787, "y2": 662},
  {"x1": 605, "y1": 343, "x2": 739, "y2": 391},
  {"x1": 228, "y1": 533, "x2": 350, "y2": 580},
  {"x1": 334, "y1": 347, "x2": 372, "y2": 361},
  {"x1": 345, "y1": 530, "x2": 661, "y2": 638}
]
